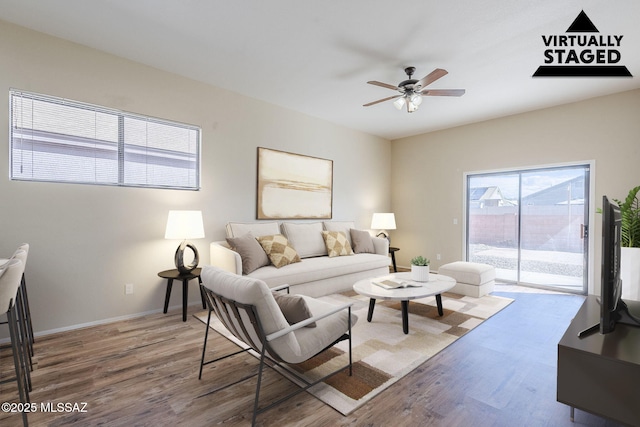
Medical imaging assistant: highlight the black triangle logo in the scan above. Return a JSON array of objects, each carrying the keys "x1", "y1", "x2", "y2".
[{"x1": 566, "y1": 10, "x2": 599, "y2": 32}]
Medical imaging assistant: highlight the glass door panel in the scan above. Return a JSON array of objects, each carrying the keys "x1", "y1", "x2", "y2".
[
  {"x1": 467, "y1": 173, "x2": 520, "y2": 283},
  {"x1": 519, "y1": 168, "x2": 587, "y2": 292}
]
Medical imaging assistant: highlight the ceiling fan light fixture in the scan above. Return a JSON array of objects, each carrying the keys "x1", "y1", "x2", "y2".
[
  {"x1": 393, "y1": 97, "x2": 406, "y2": 110},
  {"x1": 364, "y1": 67, "x2": 464, "y2": 113}
]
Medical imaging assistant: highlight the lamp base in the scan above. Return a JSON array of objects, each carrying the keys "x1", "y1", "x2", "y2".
[
  {"x1": 376, "y1": 231, "x2": 390, "y2": 244},
  {"x1": 175, "y1": 240, "x2": 199, "y2": 274}
]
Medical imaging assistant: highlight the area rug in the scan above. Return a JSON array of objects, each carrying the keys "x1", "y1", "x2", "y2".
[{"x1": 195, "y1": 291, "x2": 513, "y2": 415}]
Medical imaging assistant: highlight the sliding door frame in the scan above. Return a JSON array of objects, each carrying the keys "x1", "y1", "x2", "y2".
[{"x1": 462, "y1": 160, "x2": 596, "y2": 294}]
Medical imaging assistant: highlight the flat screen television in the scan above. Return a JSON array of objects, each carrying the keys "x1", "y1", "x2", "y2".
[
  {"x1": 578, "y1": 196, "x2": 640, "y2": 337},
  {"x1": 579, "y1": 196, "x2": 640, "y2": 337},
  {"x1": 600, "y1": 195, "x2": 624, "y2": 333}
]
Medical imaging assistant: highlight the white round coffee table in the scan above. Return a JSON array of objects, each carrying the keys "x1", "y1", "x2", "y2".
[{"x1": 353, "y1": 272, "x2": 456, "y2": 334}]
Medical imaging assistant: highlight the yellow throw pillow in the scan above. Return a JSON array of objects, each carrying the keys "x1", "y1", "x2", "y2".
[
  {"x1": 257, "y1": 234, "x2": 301, "y2": 268},
  {"x1": 321, "y1": 231, "x2": 354, "y2": 257}
]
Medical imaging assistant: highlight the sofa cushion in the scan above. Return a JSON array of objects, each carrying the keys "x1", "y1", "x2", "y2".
[
  {"x1": 273, "y1": 293, "x2": 316, "y2": 327},
  {"x1": 350, "y1": 228, "x2": 375, "y2": 254},
  {"x1": 248, "y1": 253, "x2": 390, "y2": 287},
  {"x1": 257, "y1": 234, "x2": 302, "y2": 268},
  {"x1": 226, "y1": 221, "x2": 280, "y2": 238},
  {"x1": 323, "y1": 221, "x2": 355, "y2": 246},
  {"x1": 226, "y1": 233, "x2": 270, "y2": 275},
  {"x1": 281, "y1": 222, "x2": 327, "y2": 258},
  {"x1": 321, "y1": 231, "x2": 354, "y2": 257}
]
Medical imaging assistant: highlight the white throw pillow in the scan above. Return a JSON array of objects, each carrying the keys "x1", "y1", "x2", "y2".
[
  {"x1": 226, "y1": 221, "x2": 280, "y2": 238},
  {"x1": 281, "y1": 222, "x2": 327, "y2": 258}
]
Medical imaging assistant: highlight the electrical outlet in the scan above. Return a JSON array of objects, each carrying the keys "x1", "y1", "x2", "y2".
[
  {"x1": 437, "y1": 254, "x2": 441, "y2": 261},
  {"x1": 125, "y1": 283, "x2": 134, "y2": 295},
  {"x1": 453, "y1": 218, "x2": 458, "y2": 225}
]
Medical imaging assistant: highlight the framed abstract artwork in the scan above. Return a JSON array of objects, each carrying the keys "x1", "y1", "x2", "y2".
[{"x1": 257, "y1": 147, "x2": 333, "y2": 219}]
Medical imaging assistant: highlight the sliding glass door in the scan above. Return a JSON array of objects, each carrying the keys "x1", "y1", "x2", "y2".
[{"x1": 466, "y1": 164, "x2": 589, "y2": 293}]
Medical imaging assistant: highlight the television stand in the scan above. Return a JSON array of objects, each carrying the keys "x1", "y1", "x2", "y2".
[{"x1": 557, "y1": 296, "x2": 640, "y2": 425}]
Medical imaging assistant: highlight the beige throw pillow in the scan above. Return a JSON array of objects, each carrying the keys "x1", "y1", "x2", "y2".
[
  {"x1": 323, "y1": 221, "x2": 356, "y2": 246},
  {"x1": 273, "y1": 293, "x2": 316, "y2": 327},
  {"x1": 350, "y1": 228, "x2": 375, "y2": 254},
  {"x1": 321, "y1": 231, "x2": 354, "y2": 257},
  {"x1": 257, "y1": 234, "x2": 301, "y2": 268},
  {"x1": 226, "y1": 233, "x2": 270, "y2": 275}
]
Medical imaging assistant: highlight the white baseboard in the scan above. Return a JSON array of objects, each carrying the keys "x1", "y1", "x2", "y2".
[{"x1": 7, "y1": 302, "x2": 206, "y2": 343}]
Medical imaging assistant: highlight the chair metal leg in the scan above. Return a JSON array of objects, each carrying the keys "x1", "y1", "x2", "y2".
[
  {"x1": 198, "y1": 295, "x2": 251, "y2": 379},
  {"x1": 348, "y1": 306, "x2": 353, "y2": 376},
  {"x1": 249, "y1": 331, "x2": 355, "y2": 426},
  {"x1": 21, "y1": 274, "x2": 35, "y2": 357},
  {"x1": 8, "y1": 303, "x2": 29, "y2": 426},
  {"x1": 12, "y1": 291, "x2": 32, "y2": 394},
  {"x1": 252, "y1": 346, "x2": 268, "y2": 427},
  {"x1": 198, "y1": 276, "x2": 206, "y2": 309},
  {"x1": 199, "y1": 308, "x2": 213, "y2": 380}
]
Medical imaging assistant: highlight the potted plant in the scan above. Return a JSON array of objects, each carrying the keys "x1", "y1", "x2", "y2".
[
  {"x1": 410, "y1": 256, "x2": 431, "y2": 282},
  {"x1": 614, "y1": 186, "x2": 640, "y2": 300}
]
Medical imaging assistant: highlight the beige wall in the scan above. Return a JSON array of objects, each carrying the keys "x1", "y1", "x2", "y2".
[
  {"x1": 0, "y1": 20, "x2": 391, "y2": 335},
  {"x1": 391, "y1": 88, "x2": 640, "y2": 294}
]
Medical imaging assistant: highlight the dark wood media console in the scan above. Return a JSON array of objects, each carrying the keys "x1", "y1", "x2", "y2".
[{"x1": 557, "y1": 295, "x2": 640, "y2": 426}]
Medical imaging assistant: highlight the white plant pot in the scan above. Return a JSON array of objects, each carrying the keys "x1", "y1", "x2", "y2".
[
  {"x1": 620, "y1": 247, "x2": 640, "y2": 301},
  {"x1": 411, "y1": 265, "x2": 431, "y2": 282}
]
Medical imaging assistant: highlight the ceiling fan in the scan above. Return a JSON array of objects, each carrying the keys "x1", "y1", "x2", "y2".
[{"x1": 364, "y1": 67, "x2": 465, "y2": 113}]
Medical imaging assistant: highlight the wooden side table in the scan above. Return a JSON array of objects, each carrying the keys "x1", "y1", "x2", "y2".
[
  {"x1": 158, "y1": 267, "x2": 206, "y2": 321},
  {"x1": 389, "y1": 247, "x2": 399, "y2": 272}
]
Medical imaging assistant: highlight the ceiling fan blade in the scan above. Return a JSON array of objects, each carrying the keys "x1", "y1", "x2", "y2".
[
  {"x1": 414, "y1": 68, "x2": 448, "y2": 91},
  {"x1": 363, "y1": 95, "x2": 401, "y2": 107},
  {"x1": 367, "y1": 80, "x2": 399, "y2": 91},
  {"x1": 421, "y1": 89, "x2": 466, "y2": 97}
]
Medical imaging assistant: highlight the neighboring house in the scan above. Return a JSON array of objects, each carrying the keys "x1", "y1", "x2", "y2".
[
  {"x1": 469, "y1": 186, "x2": 516, "y2": 208},
  {"x1": 522, "y1": 175, "x2": 585, "y2": 206}
]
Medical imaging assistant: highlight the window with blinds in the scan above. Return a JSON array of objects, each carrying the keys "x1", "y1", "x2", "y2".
[{"x1": 9, "y1": 90, "x2": 200, "y2": 190}]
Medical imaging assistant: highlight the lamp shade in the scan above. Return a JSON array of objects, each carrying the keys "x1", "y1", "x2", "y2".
[
  {"x1": 410, "y1": 92, "x2": 422, "y2": 106},
  {"x1": 371, "y1": 213, "x2": 396, "y2": 230},
  {"x1": 165, "y1": 210, "x2": 205, "y2": 240},
  {"x1": 393, "y1": 97, "x2": 406, "y2": 110}
]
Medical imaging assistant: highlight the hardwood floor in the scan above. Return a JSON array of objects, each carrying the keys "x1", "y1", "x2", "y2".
[{"x1": 0, "y1": 290, "x2": 626, "y2": 427}]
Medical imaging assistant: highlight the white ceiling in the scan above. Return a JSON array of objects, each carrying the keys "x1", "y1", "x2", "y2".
[{"x1": 1, "y1": 0, "x2": 638, "y2": 140}]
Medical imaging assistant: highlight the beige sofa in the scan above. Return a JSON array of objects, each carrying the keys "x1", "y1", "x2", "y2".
[{"x1": 209, "y1": 221, "x2": 390, "y2": 297}]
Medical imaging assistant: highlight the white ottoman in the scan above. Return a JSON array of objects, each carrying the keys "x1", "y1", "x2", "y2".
[{"x1": 438, "y1": 261, "x2": 495, "y2": 297}]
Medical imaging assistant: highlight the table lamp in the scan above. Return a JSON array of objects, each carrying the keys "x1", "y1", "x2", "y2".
[
  {"x1": 371, "y1": 212, "x2": 396, "y2": 242},
  {"x1": 164, "y1": 210, "x2": 205, "y2": 274}
]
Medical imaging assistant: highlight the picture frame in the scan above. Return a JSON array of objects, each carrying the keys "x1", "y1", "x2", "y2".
[{"x1": 257, "y1": 147, "x2": 333, "y2": 219}]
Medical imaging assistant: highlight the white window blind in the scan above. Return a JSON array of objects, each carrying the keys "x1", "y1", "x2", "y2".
[{"x1": 10, "y1": 90, "x2": 200, "y2": 190}]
